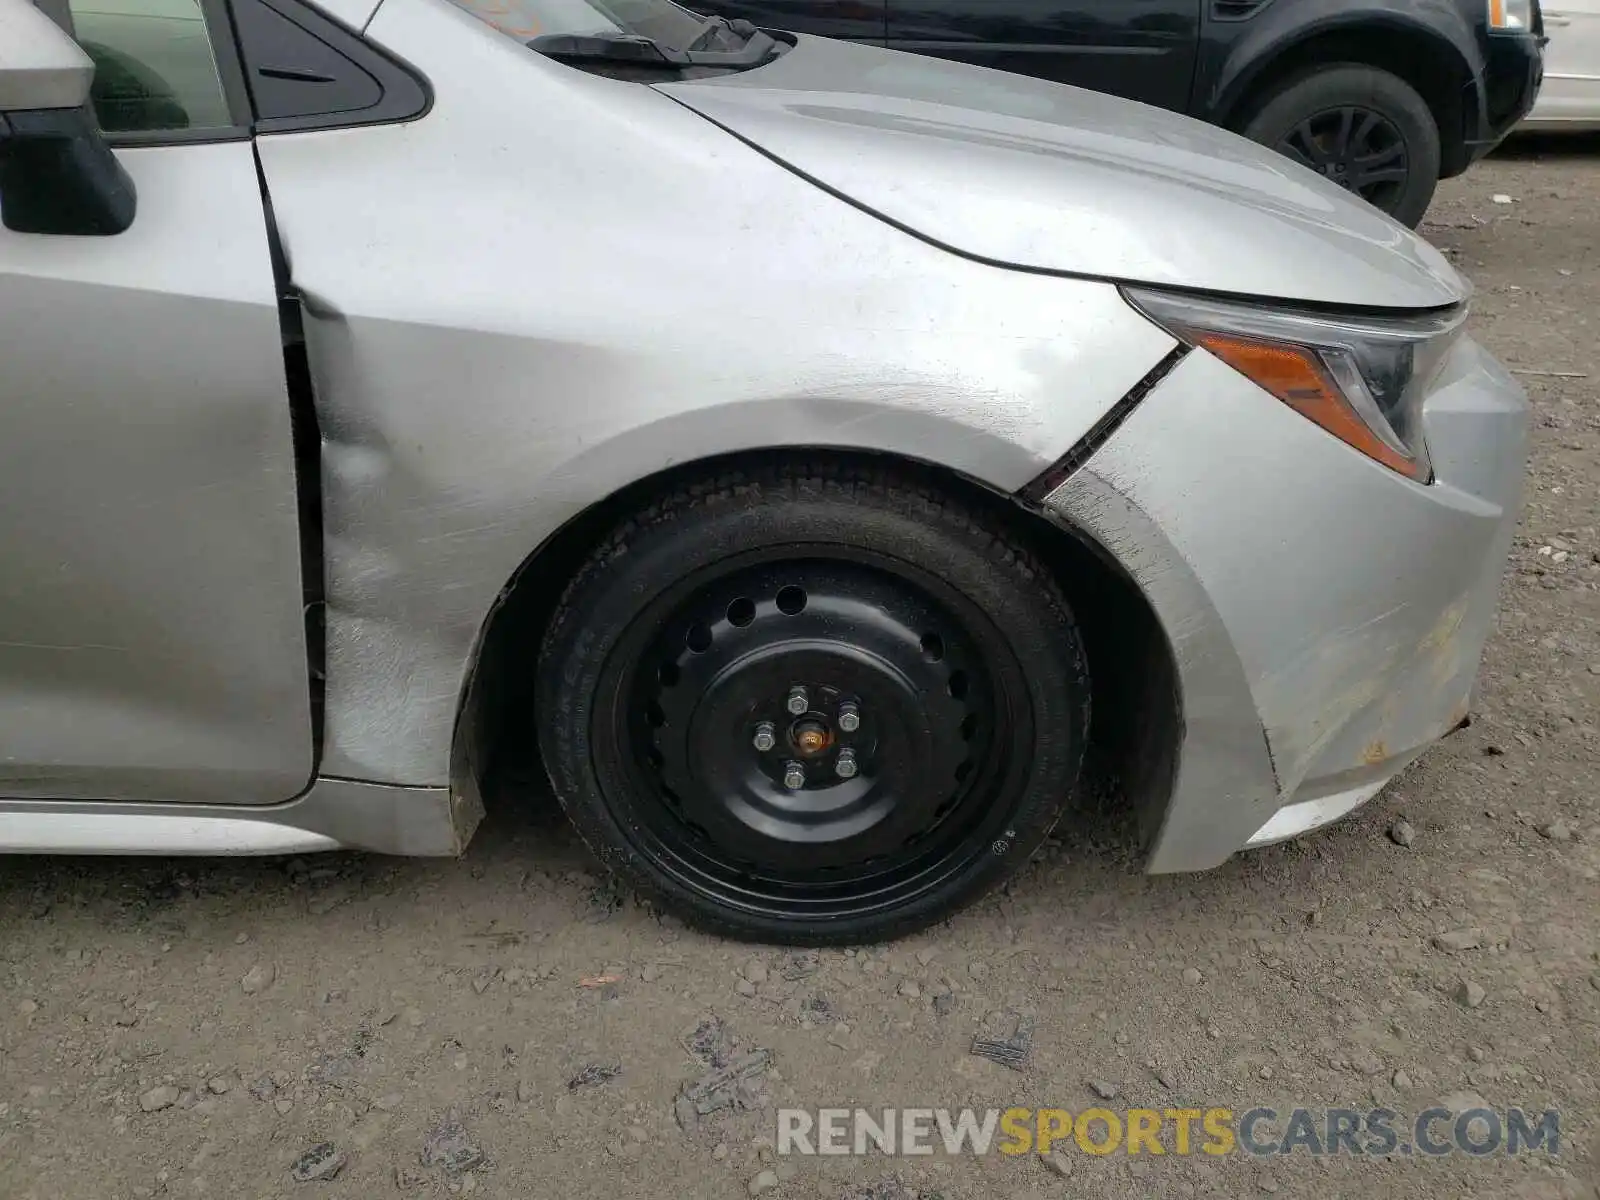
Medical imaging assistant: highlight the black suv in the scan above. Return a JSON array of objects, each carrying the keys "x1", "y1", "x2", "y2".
[{"x1": 687, "y1": 0, "x2": 1545, "y2": 226}]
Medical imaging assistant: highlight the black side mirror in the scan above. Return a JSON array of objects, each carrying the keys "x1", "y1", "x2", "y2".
[{"x1": 0, "y1": 0, "x2": 137, "y2": 236}]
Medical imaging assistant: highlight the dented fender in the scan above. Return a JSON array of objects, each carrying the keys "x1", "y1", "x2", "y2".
[{"x1": 255, "y1": 0, "x2": 1172, "y2": 787}]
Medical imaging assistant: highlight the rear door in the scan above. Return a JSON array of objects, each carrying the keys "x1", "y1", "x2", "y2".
[
  {"x1": 1534, "y1": 0, "x2": 1600, "y2": 124},
  {"x1": 886, "y1": 0, "x2": 1201, "y2": 112},
  {"x1": 687, "y1": 0, "x2": 887, "y2": 44},
  {"x1": 0, "y1": 0, "x2": 314, "y2": 804}
]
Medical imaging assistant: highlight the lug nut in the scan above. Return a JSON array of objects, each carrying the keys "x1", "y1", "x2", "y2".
[
  {"x1": 786, "y1": 686, "x2": 809, "y2": 716},
  {"x1": 835, "y1": 749, "x2": 858, "y2": 779},
  {"x1": 783, "y1": 761, "x2": 806, "y2": 790},
  {"x1": 752, "y1": 721, "x2": 776, "y2": 752},
  {"x1": 837, "y1": 701, "x2": 860, "y2": 733}
]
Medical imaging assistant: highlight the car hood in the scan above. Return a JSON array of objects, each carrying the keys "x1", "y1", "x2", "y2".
[{"x1": 657, "y1": 37, "x2": 1465, "y2": 310}]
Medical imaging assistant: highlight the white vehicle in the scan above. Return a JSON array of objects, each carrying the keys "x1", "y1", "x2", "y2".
[{"x1": 1525, "y1": 0, "x2": 1600, "y2": 127}]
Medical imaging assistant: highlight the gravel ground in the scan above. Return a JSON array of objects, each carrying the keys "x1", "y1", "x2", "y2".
[{"x1": 3, "y1": 143, "x2": 1598, "y2": 1200}]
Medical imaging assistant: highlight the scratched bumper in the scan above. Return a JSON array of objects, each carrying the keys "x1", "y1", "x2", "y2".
[{"x1": 1041, "y1": 336, "x2": 1528, "y2": 871}]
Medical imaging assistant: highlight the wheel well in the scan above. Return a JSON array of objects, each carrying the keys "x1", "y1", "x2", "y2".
[
  {"x1": 453, "y1": 448, "x2": 1182, "y2": 856},
  {"x1": 1223, "y1": 26, "x2": 1472, "y2": 176}
]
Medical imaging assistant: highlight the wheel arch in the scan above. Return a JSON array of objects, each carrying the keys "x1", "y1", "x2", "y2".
[
  {"x1": 1213, "y1": 18, "x2": 1477, "y2": 176},
  {"x1": 449, "y1": 447, "x2": 1183, "y2": 860}
]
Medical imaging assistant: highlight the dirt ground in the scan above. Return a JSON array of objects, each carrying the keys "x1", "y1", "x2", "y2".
[{"x1": 3, "y1": 143, "x2": 1599, "y2": 1200}]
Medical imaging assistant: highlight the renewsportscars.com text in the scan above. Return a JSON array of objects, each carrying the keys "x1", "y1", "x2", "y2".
[{"x1": 777, "y1": 1105, "x2": 1560, "y2": 1158}]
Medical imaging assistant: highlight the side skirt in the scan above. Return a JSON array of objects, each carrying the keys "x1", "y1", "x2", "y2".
[{"x1": 0, "y1": 777, "x2": 480, "y2": 857}]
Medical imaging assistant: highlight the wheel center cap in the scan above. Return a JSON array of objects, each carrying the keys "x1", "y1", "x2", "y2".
[{"x1": 791, "y1": 718, "x2": 834, "y2": 757}]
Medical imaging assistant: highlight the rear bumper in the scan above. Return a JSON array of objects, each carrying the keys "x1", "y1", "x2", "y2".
[{"x1": 1040, "y1": 336, "x2": 1528, "y2": 871}]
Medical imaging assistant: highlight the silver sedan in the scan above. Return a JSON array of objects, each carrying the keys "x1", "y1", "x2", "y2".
[{"x1": 0, "y1": 0, "x2": 1526, "y2": 942}]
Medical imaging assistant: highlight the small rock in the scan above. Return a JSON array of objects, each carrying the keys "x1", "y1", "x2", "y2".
[
  {"x1": 1259, "y1": 1066, "x2": 1273, "y2": 1080},
  {"x1": 1259, "y1": 1179, "x2": 1280, "y2": 1195},
  {"x1": 1088, "y1": 1079, "x2": 1118, "y2": 1100},
  {"x1": 206, "y1": 1077, "x2": 231, "y2": 1095},
  {"x1": 742, "y1": 958, "x2": 769, "y2": 986},
  {"x1": 421, "y1": 1121, "x2": 484, "y2": 1175},
  {"x1": 515, "y1": 1080, "x2": 534, "y2": 1104},
  {"x1": 1537, "y1": 820, "x2": 1573, "y2": 842},
  {"x1": 1492, "y1": 193, "x2": 1514, "y2": 204},
  {"x1": 306, "y1": 888, "x2": 350, "y2": 916},
  {"x1": 1181, "y1": 967, "x2": 1203, "y2": 986},
  {"x1": 241, "y1": 963, "x2": 277, "y2": 995},
  {"x1": 248, "y1": 1075, "x2": 277, "y2": 1101},
  {"x1": 567, "y1": 1063, "x2": 622, "y2": 1091},
  {"x1": 290, "y1": 1143, "x2": 347, "y2": 1183},
  {"x1": 748, "y1": 1169, "x2": 779, "y2": 1195},
  {"x1": 712, "y1": 1142, "x2": 729, "y2": 1161},
  {"x1": 1392, "y1": 1069, "x2": 1413, "y2": 1090},
  {"x1": 967, "y1": 960, "x2": 989, "y2": 981},
  {"x1": 735, "y1": 980, "x2": 757, "y2": 998},
  {"x1": 1041, "y1": 1149, "x2": 1073, "y2": 1176},
  {"x1": 1467, "y1": 1046, "x2": 1486, "y2": 1063},
  {"x1": 373, "y1": 1093, "x2": 405, "y2": 1112},
  {"x1": 139, "y1": 1086, "x2": 180, "y2": 1113},
  {"x1": 1432, "y1": 929, "x2": 1483, "y2": 952},
  {"x1": 1388, "y1": 819, "x2": 1415, "y2": 847},
  {"x1": 1441, "y1": 1091, "x2": 1490, "y2": 1115},
  {"x1": 1457, "y1": 980, "x2": 1487, "y2": 1009},
  {"x1": 897, "y1": 981, "x2": 921, "y2": 1000},
  {"x1": 916, "y1": 949, "x2": 938, "y2": 967},
  {"x1": 640, "y1": 964, "x2": 660, "y2": 983},
  {"x1": 234, "y1": 932, "x2": 250, "y2": 944},
  {"x1": 17, "y1": 999, "x2": 38, "y2": 1015}
]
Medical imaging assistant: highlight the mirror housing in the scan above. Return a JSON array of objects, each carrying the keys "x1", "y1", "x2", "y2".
[
  {"x1": 0, "y1": 0, "x2": 136, "y2": 236},
  {"x1": 0, "y1": 0, "x2": 95, "y2": 110}
]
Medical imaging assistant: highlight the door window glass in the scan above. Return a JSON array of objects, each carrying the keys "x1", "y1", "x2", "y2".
[{"x1": 68, "y1": 0, "x2": 233, "y2": 132}]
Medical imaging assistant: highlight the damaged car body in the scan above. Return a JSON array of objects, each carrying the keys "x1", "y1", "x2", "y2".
[{"x1": 0, "y1": 0, "x2": 1526, "y2": 942}]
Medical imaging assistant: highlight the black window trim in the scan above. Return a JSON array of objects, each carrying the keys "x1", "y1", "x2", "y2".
[{"x1": 230, "y1": 0, "x2": 432, "y2": 134}]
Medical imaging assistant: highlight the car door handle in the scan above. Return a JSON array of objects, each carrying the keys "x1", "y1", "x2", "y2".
[{"x1": 1546, "y1": 14, "x2": 1571, "y2": 24}]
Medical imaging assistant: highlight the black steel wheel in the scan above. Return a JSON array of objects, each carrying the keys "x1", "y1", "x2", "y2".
[
  {"x1": 1241, "y1": 64, "x2": 1442, "y2": 228},
  {"x1": 536, "y1": 461, "x2": 1090, "y2": 944}
]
